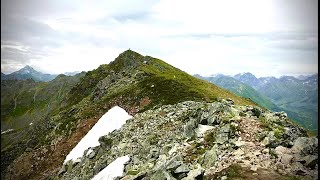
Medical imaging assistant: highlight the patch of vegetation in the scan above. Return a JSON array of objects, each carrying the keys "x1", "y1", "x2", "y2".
[
  {"x1": 184, "y1": 141, "x2": 207, "y2": 163},
  {"x1": 204, "y1": 164, "x2": 244, "y2": 180},
  {"x1": 258, "y1": 116, "x2": 272, "y2": 131},
  {"x1": 239, "y1": 111, "x2": 246, "y2": 117},
  {"x1": 269, "y1": 148, "x2": 278, "y2": 159},
  {"x1": 252, "y1": 107, "x2": 261, "y2": 118},
  {"x1": 147, "y1": 134, "x2": 158, "y2": 145},
  {"x1": 274, "y1": 126, "x2": 285, "y2": 139},
  {"x1": 203, "y1": 130, "x2": 216, "y2": 146}
]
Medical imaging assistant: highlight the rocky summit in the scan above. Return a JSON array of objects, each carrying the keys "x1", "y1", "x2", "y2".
[{"x1": 58, "y1": 99, "x2": 317, "y2": 180}]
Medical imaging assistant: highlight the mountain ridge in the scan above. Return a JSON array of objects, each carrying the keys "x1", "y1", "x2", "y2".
[
  {"x1": 1, "y1": 50, "x2": 317, "y2": 180},
  {"x1": 2, "y1": 50, "x2": 258, "y2": 179}
]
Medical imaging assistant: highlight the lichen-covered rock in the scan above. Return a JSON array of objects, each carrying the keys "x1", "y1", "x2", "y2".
[{"x1": 55, "y1": 100, "x2": 318, "y2": 180}]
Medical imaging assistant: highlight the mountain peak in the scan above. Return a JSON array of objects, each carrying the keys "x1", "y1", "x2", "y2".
[
  {"x1": 17, "y1": 65, "x2": 37, "y2": 74},
  {"x1": 118, "y1": 49, "x2": 143, "y2": 58},
  {"x1": 109, "y1": 49, "x2": 145, "y2": 72}
]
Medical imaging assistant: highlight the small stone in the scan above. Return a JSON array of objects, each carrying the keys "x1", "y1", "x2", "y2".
[
  {"x1": 262, "y1": 149, "x2": 269, "y2": 154},
  {"x1": 58, "y1": 164, "x2": 66, "y2": 175},
  {"x1": 87, "y1": 150, "x2": 96, "y2": 159},
  {"x1": 250, "y1": 165, "x2": 258, "y2": 171},
  {"x1": 221, "y1": 175, "x2": 227, "y2": 180},
  {"x1": 185, "y1": 165, "x2": 204, "y2": 180},
  {"x1": 261, "y1": 137, "x2": 270, "y2": 146},
  {"x1": 252, "y1": 173, "x2": 258, "y2": 176}
]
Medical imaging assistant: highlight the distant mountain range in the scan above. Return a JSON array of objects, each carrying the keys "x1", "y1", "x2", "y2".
[
  {"x1": 195, "y1": 72, "x2": 318, "y2": 132},
  {"x1": 1, "y1": 66, "x2": 83, "y2": 82}
]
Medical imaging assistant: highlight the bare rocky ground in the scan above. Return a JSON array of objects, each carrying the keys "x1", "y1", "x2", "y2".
[{"x1": 56, "y1": 99, "x2": 318, "y2": 180}]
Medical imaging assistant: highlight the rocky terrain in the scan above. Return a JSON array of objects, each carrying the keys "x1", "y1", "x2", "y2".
[{"x1": 58, "y1": 99, "x2": 317, "y2": 180}]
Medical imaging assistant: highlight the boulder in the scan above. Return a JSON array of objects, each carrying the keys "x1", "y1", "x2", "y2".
[
  {"x1": 183, "y1": 118, "x2": 199, "y2": 137},
  {"x1": 174, "y1": 164, "x2": 190, "y2": 174},
  {"x1": 303, "y1": 155, "x2": 318, "y2": 169},
  {"x1": 202, "y1": 145, "x2": 218, "y2": 168},
  {"x1": 292, "y1": 137, "x2": 318, "y2": 155},
  {"x1": 183, "y1": 164, "x2": 204, "y2": 180},
  {"x1": 216, "y1": 132, "x2": 229, "y2": 144},
  {"x1": 275, "y1": 146, "x2": 293, "y2": 164}
]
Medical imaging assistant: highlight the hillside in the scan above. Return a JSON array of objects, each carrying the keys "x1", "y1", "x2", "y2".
[
  {"x1": 1, "y1": 50, "x2": 257, "y2": 179},
  {"x1": 194, "y1": 74, "x2": 280, "y2": 112},
  {"x1": 1, "y1": 50, "x2": 317, "y2": 180},
  {"x1": 234, "y1": 73, "x2": 318, "y2": 132},
  {"x1": 1, "y1": 73, "x2": 85, "y2": 173}
]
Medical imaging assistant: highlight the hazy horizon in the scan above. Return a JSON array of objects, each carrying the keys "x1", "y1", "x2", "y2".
[
  {"x1": 1, "y1": 0, "x2": 318, "y2": 77},
  {"x1": 2, "y1": 63, "x2": 318, "y2": 79}
]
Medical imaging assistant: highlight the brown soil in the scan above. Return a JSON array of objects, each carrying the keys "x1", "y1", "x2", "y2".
[{"x1": 3, "y1": 118, "x2": 99, "y2": 180}]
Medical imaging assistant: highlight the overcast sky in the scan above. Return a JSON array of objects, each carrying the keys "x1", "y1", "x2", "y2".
[{"x1": 1, "y1": 0, "x2": 318, "y2": 77}]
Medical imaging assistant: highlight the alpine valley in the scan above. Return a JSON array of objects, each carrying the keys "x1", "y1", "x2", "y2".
[
  {"x1": 194, "y1": 73, "x2": 318, "y2": 133},
  {"x1": 1, "y1": 50, "x2": 318, "y2": 180}
]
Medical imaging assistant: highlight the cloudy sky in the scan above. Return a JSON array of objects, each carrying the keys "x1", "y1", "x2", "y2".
[{"x1": 1, "y1": 0, "x2": 318, "y2": 77}]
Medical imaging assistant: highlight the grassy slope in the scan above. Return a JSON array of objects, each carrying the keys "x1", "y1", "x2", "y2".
[
  {"x1": 205, "y1": 75, "x2": 279, "y2": 111},
  {"x1": 257, "y1": 79, "x2": 318, "y2": 132},
  {"x1": 1, "y1": 74, "x2": 85, "y2": 172}
]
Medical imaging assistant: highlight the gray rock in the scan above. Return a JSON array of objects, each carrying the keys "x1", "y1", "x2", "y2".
[
  {"x1": 87, "y1": 150, "x2": 96, "y2": 159},
  {"x1": 220, "y1": 124, "x2": 230, "y2": 133},
  {"x1": 151, "y1": 170, "x2": 176, "y2": 180},
  {"x1": 202, "y1": 145, "x2": 218, "y2": 168},
  {"x1": 174, "y1": 164, "x2": 190, "y2": 174},
  {"x1": 303, "y1": 155, "x2": 318, "y2": 169},
  {"x1": 166, "y1": 161, "x2": 183, "y2": 170},
  {"x1": 261, "y1": 137, "x2": 270, "y2": 146},
  {"x1": 292, "y1": 137, "x2": 318, "y2": 155},
  {"x1": 58, "y1": 164, "x2": 67, "y2": 175},
  {"x1": 183, "y1": 118, "x2": 199, "y2": 137},
  {"x1": 183, "y1": 164, "x2": 204, "y2": 180},
  {"x1": 216, "y1": 133, "x2": 228, "y2": 144}
]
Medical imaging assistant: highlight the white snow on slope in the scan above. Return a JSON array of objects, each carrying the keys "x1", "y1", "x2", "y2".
[
  {"x1": 64, "y1": 106, "x2": 132, "y2": 164},
  {"x1": 91, "y1": 155, "x2": 130, "y2": 180}
]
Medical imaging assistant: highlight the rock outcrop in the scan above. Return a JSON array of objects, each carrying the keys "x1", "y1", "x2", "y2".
[{"x1": 57, "y1": 99, "x2": 318, "y2": 179}]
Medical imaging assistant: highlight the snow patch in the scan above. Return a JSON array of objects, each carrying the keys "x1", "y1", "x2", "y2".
[
  {"x1": 91, "y1": 155, "x2": 130, "y2": 180},
  {"x1": 64, "y1": 106, "x2": 132, "y2": 164}
]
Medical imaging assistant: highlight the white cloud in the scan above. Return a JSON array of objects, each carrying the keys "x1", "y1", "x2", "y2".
[{"x1": 1, "y1": 0, "x2": 318, "y2": 77}]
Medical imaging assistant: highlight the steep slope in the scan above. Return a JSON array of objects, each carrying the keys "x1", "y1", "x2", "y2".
[
  {"x1": 256, "y1": 76, "x2": 318, "y2": 132},
  {"x1": 1, "y1": 73, "x2": 85, "y2": 174},
  {"x1": 1, "y1": 50, "x2": 258, "y2": 179},
  {"x1": 1, "y1": 65, "x2": 57, "y2": 82},
  {"x1": 195, "y1": 74, "x2": 280, "y2": 111}
]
